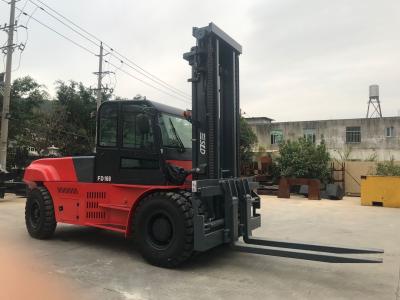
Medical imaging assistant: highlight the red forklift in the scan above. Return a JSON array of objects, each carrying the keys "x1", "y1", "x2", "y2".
[{"x1": 23, "y1": 23, "x2": 383, "y2": 267}]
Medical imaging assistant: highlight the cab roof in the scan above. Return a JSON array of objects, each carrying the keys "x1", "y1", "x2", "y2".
[{"x1": 101, "y1": 99, "x2": 188, "y2": 117}]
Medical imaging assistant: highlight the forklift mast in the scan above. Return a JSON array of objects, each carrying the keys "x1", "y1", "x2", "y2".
[
  {"x1": 184, "y1": 23, "x2": 383, "y2": 263},
  {"x1": 184, "y1": 23, "x2": 241, "y2": 180}
]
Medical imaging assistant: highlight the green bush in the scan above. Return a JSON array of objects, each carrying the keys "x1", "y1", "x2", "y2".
[
  {"x1": 376, "y1": 158, "x2": 400, "y2": 176},
  {"x1": 276, "y1": 137, "x2": 331, "y2": 183}
]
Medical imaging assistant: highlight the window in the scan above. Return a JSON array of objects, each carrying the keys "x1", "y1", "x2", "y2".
[
  {"x1": 99, "y1": 105, "x2": 118, "y2": 147},
  {"x1": 122, "y1": 108, "x2": 154, "y2": 149},
  {"x1": 303, "y1": 129, "x2": 316, "y2": 143},
  {"x1": 120, "y1": 158, "x2": 159, "y2": 169},
  {"x1": 346, "y1": 126, "x2": 361, "y2": 143},
  {"x1": 386, "y1": 127, "x2": 394, "y2": 137},
  {"x1": 159, "y1": 113, "x2": 192, "y2": 149},
  {"x1": 271, "y1": 130, "x2": 283, "y2": 145}
]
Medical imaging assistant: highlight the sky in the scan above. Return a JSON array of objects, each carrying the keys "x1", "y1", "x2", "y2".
[{"x1": 0, "y1": 0, "x2": 399, "y2": 121}]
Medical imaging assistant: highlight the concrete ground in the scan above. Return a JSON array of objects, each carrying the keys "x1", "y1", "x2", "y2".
[{"x1": 0, "y1": 193, "x2": 399, "y2": 300}]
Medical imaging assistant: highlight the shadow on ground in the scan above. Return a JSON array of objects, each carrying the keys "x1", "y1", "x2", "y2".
[
  {"x1": 52, "y1": 224, "x2": 232, "y2": 269},
  {"x1": 49, "y1": 225, "x2": 232, "y2": 271}
]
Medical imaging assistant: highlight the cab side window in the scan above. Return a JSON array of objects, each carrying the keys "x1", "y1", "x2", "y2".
[
  {"x1": 99, "y1": 105, "x2": 118, "y2": 147},
  {"x1": 122, "y1": 107, "x2": 154, "y2": 150}
]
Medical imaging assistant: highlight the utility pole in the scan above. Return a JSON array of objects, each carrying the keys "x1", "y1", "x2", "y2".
[
  {"x1": 96, "y1": 42, "x2": 104, "y2": 111},
  {"x1": 0, "y1": 0, "x2": 16, "y2": 170},
  {"x1": 93, "y1": 42, "x2": 111, "y2": 108},
  {"x1": 93, "y1": 42, "x2": 111, "y2": 147}
]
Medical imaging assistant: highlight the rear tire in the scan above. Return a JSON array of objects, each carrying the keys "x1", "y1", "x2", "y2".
[
  {"x1": 25, "y1": 186, "x2": 57, "y2": 239},
  {"x1": 133, "y1": 192, "x2": 194, "y2": 268}
]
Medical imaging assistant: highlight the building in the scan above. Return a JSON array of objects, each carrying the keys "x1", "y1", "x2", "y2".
[{"x1": 246, "y1": 116, "x2": 400, "y2": 161}]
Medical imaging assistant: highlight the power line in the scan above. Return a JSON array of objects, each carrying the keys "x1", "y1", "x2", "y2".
[
  {"x1": 1, "y1": 0, "x2": 191, "y2": 104},
  {"x1": 104, "y1": 57, "x2": 120, "y2": 92},
  {"x1": 24, "y1": 4, "x2": 40, "y2": 25},
  {"x1": 27, "y1": 15, "x2": 97, "y2": 55},
  {"x1": 34, "y1": 0, "x2": 103, "y2": 44},
  {"x1": 13, "y1": 3, "x2": 39, "y2": 72},
  {"x1": 11, "y1": 25, "x2": 20, "y2": 71},
  {"x1": 107, "y1": 52, "x2": 190, "y2": 100},
  {"x1": 31, "y1": 0, "x2": 190, "y2": 99},
  {"x1": 104, "y1": 48, "x2": 190, "y2": 99},
  {"x1": 29, "y1": 0, "x2": 191, "y2": 99},
  {"x1": 4, "y1": 0, "x2": 98, "y2": 55},
  {"x1": 28, "y1": 0, "x2": 99, "y2": 48},
  {"x1": 15, "y1": 0, "x2": 28, "y2": 21},
  {"x1": 104, "y1": 46, "x2": 190, "y2": 98},
  {"x1": 107, "y1": 60, "x2": 190, "y2": 105}
]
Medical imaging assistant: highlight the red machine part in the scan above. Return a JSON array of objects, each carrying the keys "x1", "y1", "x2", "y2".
[
  {"x1": 24, "y1": 157, "x2": 78, "y2": 184},
  {"x1": 44, "y1": 181, "x2": 184, "y2": 238},
  {"x1": 24, "y1": 157, "x2": 191, "y2": 238}
]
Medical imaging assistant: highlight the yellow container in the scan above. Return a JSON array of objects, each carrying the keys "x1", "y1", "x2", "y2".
[{"x1": 361, "y1": 176, "x2": 400, "y2": 208}]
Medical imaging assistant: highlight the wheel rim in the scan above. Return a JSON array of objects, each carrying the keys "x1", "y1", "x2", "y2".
[
  {"x1": 146, "y1": 211, "x2": 174, "y2": 250},
  {"x1": 30, "y1": 200, "x2": 41, "y2": 229}
]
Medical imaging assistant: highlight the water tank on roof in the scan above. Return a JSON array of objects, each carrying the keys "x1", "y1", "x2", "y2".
[{"x1": 369, "y1": 85, "x2": 379, "y2": 98}]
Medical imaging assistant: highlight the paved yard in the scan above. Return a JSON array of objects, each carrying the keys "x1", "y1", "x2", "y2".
[{"x1": 0, "y1": 193, "x2": 399, "y2": 300}]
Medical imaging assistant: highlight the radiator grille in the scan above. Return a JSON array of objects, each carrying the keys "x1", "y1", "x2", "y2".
[
  {"x1": 86, "y1": 211, "x2": 106, "y2": 219},
  {"x1": 86, "y1": 191, "x2": 106, "y2": 199},
  {"x1": 86, "y1": 201, "x2": 99, "y2": 209},
  {"x1": 85, "y1": 192, "x2": 107, "y2": 220}
]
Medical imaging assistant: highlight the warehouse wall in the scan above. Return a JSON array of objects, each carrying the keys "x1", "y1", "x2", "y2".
[{"x1": 247, "y1": 116, "x2": 400, "y2": 161}]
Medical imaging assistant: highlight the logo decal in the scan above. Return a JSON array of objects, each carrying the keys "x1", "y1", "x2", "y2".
[
  {"x1": 199, "y1": 132, "x2": 206, "y2": 155},
  {"x1": 97, "y1": 175, "x2": 112, "y2": 182},
  {"x1": 192, "y1": 180, "x2": 197, "y2": 193}
]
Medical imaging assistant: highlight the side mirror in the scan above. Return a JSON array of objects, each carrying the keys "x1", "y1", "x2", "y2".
[
  {"x1": 183, "y1": 109, "x2": 192, "y2": 123},
  {"x1": 137, "y1": 113, "x2": 150, "y2": 134}
]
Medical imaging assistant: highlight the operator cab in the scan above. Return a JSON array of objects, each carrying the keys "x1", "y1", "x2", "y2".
[{"x1": 95, "y1": 100, "x2": 192, "y2": 185}]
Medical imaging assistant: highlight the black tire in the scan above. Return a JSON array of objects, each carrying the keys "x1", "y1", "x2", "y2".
[
  {"x1": 179, "y1": 190, "x2": 206, "y2": 217},
  {"x1": 25, "y1": 186, "x2": 57, "y2": 239},
  {"x1": 179, "y1": 190, "x2": 209, "y2": 259},
  {"x1": 133, "y1": 192, "x2": 194, "y2": 268}
]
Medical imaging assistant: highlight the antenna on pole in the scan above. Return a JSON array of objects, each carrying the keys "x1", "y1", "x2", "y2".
[{"x1": 366, "y1": 84, "x2": 382, "y2": 118}]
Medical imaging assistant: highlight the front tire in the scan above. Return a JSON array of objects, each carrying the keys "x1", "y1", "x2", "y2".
[
  {"x1": 133, "y1": 192, "x2": 194, "y2": 268},
  {"x1": 25, "y1": 186, "x2": 57, "y2": 239}
]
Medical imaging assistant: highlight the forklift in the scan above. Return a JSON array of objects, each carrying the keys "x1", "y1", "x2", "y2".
[{"x1": 23, "y1": 23, "x2": 383, "y2": 267}]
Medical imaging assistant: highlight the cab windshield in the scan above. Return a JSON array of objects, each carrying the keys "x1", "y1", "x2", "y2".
[{"x1": 160, "y1": 113, "x2": 192, "y2": 149}]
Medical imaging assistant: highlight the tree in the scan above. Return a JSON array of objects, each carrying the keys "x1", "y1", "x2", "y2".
[
  {"x1": 240, "y1": 117, "x2": 258, "y2": 164},
  {"x1": 52, "y1": 80, "x2": 97, "y2": 155},
  {"x1": 53, "y1": 80, "x2": 113, "y2": 155},
  {"x1": 6, "y1": 76, "x2": 50, "y2": 148},
  {"x1": 0, "y1": 77, "x2": 51, "y2": 168},
  {"x1": 276, "y1": 137, "x2": 331, "y2": 183}
]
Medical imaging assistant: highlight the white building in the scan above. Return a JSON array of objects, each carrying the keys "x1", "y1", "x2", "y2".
[{"x1": 246, "y1": 116, "x2": 400, "y2": 161}]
